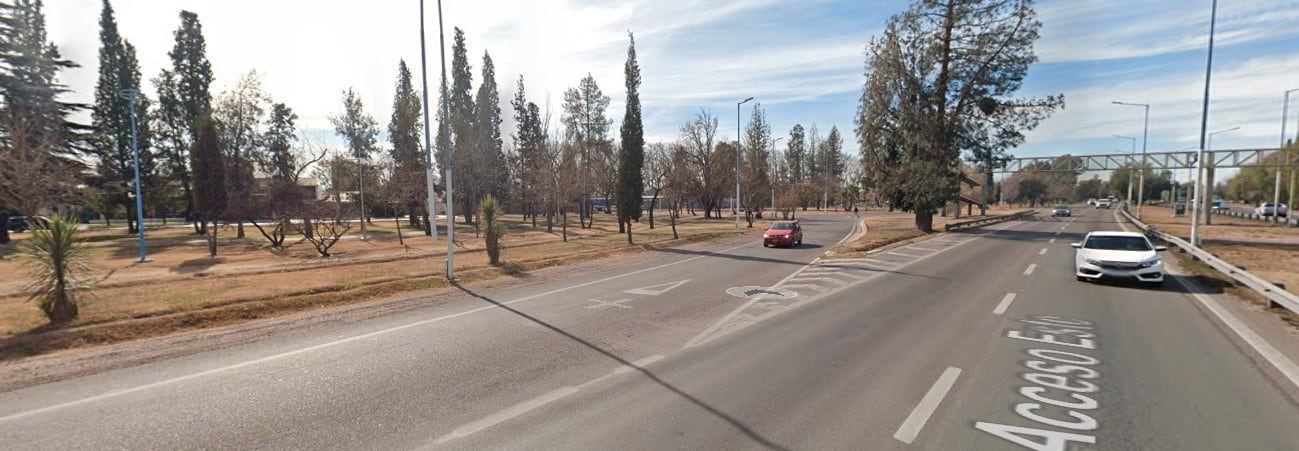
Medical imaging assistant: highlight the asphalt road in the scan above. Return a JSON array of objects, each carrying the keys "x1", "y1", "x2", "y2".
[{"x1": 2, "y1": 209, "x2": 1298, "y2": 450}]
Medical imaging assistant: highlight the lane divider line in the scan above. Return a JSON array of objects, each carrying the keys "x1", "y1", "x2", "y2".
[
  {"x1": 1039, "y1": 248, "x2": 1048, "y2": 255},
  {"x1": 1023, "y1": 264, "x2": 1037, "y2": 276},
  {"x1": 1049, "y1": 238, "x2": 1056, "y2": 243},
  {"x1": 993, "y1": 293, "x2": 1017, "y2": 316},
  {"x1": 894, "y1": 367, "x2": 963, "y2": 444}
]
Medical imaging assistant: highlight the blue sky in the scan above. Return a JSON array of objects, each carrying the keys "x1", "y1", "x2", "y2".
[{"x1": 46, "y1": 0, "x2": 1299, "y2": 181}]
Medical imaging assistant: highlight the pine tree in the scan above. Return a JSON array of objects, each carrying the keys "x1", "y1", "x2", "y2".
[
  {"x1": 561, "y1": 74, "x2": 611, "y2": 228},
  {"x1": 191, "y1": 112, "x2": 225, "y2": 256},
  {"x1": 786, "y1": 124, "x2": 805, "y2": 184},
  {"x1": 160, "y1": 10, "x2": 213, "y2": 232},
  {"x1": 0, "y1": 0, "x2": 84, "y2": 244},
  {"x1": 511, "y1": 75, "x2": 546, "y2": 226},
  {"x1": 388, "y1": 60, "x2": 425, "y2": 228},
  {"x1": 473, "y1": 51, "x2": 507, "y2": 205},
  {"x1": 615, "y1": 32, "x2": 644, "y2": 242},
  {"x1": 92, "y1": 0, "x2": 156, "y2": 234},
  {"x1": 329, "y1": 88, "x2": 379, "y2": 232},
  {"x1": 448, "y1": 28, "x2": 476, "y2": 225}
]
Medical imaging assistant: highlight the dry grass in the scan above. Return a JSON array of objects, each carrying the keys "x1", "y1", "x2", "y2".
[
  {"x1": 824, "y1": 208, "x2": 1031, "y2": 259},
  {"x1": 1164, "y1": 245, "x2": 1299, "y2": 329},
  {"x1": 0, "y1": 214, "x2": 747, "y2": 353},
  {"x1": 1136, "y1": 205, "x2": 1299, "y2": 243}
]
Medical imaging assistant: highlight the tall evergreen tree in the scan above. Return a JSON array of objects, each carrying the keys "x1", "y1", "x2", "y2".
[
  {"x1": 742, "y1": 103, "x2": 771, "y2": 225},
  {"x1": 615, "y1": 32, "x2": 644, "y2": 242},
  {"x1": 262, "y1": 102, "x2": 297, "y2": 182},
  {"x1": 91, "y1": 1, "x2": 155, "y2": 234},
  {"x1": 213, "y1": 71, "x2": 268, "y2": 238},
  {"x1": 0, "y1": 0, "x2": 84, "y2": 244},
  {"x1": 388, "y1": 60, "x2": 426, "y2": 228},
  {"x1": 448, "y1": 27, "x2": 477, "y2": 224},
  {"x1": 561, "y1": 74, "x2": 611, "y2": 228},
  {"x1": 473, "y1": 52, "x2": 507, "y2": 206},
  {"x1": 190, "y1": 112, "x2": 224, "y2": 256},
  {"x1": 786, "y1": 124, "x2": 805, "y2": 184},
  {"x1": 158, "y1": 10, "x2": 213, "y2": 232},
  {"x1": 511, "y1": 75, "x2": 546, "y2": 226},
  {"x1": 329, "y1": 88, "x2": 379, "y2": 239}
]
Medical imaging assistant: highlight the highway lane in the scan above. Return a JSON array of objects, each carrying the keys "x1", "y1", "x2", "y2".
[
  {"x1": 436, "y1": 208, "x2": 1299, "y2": 450},
  {"x1": 0, "y1": 213, "x2": 859, "y2": 449},
  {"x1": 4, "y1": 208, "x2": 1299, "y2": 450}
]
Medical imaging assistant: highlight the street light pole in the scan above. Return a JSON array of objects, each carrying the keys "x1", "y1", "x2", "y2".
[
  {"x1": 736, "y1": 96, "x2": 753, "y2": 232},
  {"x1": 1204, "y1": 126, "x2": 1238, "y2": 223},
  {"x1": 437, "y1": 0, "x2": 455, "y2": 280},
  {"x1": 120, "y1": 89, "x2": 147, "y2": 263},
  {"x1": 1114, "y1": 135, "x2": 1136, "y2": 206},
  {"x1": 418, "y1": 0, "x2": 438, "y2": 241},
  {"x1": 1276, "y1": 88, "x2": 1298, "y2": 223},
  {"x1": 1112, "y1": 101, "x2": 1150, "y2": 218},
  {"x1": 1191, "y1": 0, "x2": 1219, "y2": 247},
  {"x1": 771, "y1": 136, "x2": 783, "y2": 210}
]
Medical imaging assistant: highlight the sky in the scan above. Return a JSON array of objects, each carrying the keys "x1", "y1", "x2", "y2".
[{"x1": 44, "y1": 0, "x2": 1299, "y2": 182}]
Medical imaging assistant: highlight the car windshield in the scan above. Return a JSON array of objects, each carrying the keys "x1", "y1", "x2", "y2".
[
  {"x1": 770, "y1": 223, "x2": 794, "y2": 230},
  {"x1": 1055, "y1": 206, "x2": 1069, "y2": 209},
  {"x1": 1084, "y1": 236, "x2": 1152, "y2": 251}
]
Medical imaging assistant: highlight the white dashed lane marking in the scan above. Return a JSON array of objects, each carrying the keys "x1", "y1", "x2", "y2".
[{"x1": 1024, "y1": 264, "x2": 1037, "y2": 276}]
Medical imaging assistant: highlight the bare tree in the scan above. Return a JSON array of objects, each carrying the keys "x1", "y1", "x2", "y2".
[
  {"x1": 642, "y1": 143, "x2": 670, "y2": 229},
  {"x1": 679, "y1": 110, "x2": 725, "y2": 219}
]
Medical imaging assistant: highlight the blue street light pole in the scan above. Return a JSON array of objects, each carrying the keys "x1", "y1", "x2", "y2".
[{"x1": 120, "y1": 89, "x2": 147, "y2": 263}]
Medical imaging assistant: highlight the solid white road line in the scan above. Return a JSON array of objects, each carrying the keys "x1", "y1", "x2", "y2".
[
  {"x1": 1049, "y1": 238, "x2": 1056, "y2": 243},
  {"x1": 909, "y1": 246, "x2": 941, "y2": 253},
  {"x1": 0, "y1": 241, "x2": 756, "y2": 423},
  {"x1": 993, "y1": 293, "x2": 1017, "y2": 316},
  {"x1": 894, "y1": 367, "x2": 963, "y2": 444},
  {"x1": 1023, "y1": 264, "x2": 1037, "y2": 275},
  {"x1": 887, "y1": 251, "x2": 922, "y2": 258},
  {"x1": 1039, "y1": 248, "x2": 1048, "y2": 255},
  {"x1": 435, "y1": 354, "x2": 665, "y2": 444}
]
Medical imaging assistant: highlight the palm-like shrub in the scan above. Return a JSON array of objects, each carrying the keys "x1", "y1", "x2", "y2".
[
  {"x1": 479, "y1": 195, "x2": 508, "y2": 266},
  {"x1": 18, "y1": 214, "x2": 91, "y2": 324}
]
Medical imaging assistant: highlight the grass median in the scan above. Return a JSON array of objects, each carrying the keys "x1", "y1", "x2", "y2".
[{"x1": 0, "y1": 215, "x2": 751, "y2": 360}]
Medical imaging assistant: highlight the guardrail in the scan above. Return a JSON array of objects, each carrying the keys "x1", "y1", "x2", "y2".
[
  {"x1": 1120, "y1": 206, "x2": 1299, "y2": 314},
  {"x1": 1213, "y1": 209, "x2": 1297, "y2": 227},
  {"x1": 944, "y1": 209, "x2": 1036, "y2": 232}
]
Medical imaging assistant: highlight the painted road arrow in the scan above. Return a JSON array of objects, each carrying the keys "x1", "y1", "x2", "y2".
[{"x1": 624, "y1": 279, "x2": 691, "y2": 296}]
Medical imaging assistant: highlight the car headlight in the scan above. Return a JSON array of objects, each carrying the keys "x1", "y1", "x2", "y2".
[
  {"x1": 1085, "y1": 259, "x2": 1102, "y2": 266},
  {"x1": 1139, "y1": 259, "x2": 1161, "y2": 268}
]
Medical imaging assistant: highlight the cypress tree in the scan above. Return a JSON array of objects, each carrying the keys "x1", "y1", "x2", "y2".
[{"x1": 615, "y1": 32, "x2": 644, "y2": 243}]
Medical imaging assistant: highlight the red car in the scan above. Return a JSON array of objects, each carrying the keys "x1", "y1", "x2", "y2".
[{"x1": 763, "y1": 221, "x2": 803, "y2": 248}]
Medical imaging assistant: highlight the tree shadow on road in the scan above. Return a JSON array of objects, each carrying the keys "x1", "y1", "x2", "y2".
[
  {"x1": 450, "y1": 281, "x2": 793, "y2": 451},
  {"x1": 646, "y1": 246, "x2": 812, "y2": 268}
]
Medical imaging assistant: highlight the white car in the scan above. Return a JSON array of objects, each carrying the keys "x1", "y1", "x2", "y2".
[
  {"x1": 1072, "y1": 231, "x2": 1167, "y2": 286},
  {"x1": 1094, "y1": 200, "x2": 1111, "y2": 209},
  {"x1": 1255, "y1": 203, "x2": 1288, "y2": 217}
]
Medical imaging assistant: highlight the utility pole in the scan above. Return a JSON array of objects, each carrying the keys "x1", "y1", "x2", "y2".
[
  {"x1": 1115, "y1": 135, "x2": 1136, "y2": 206},
  {"x1": 1191, "y1": 0, "x2": 1218, "y2": 247},
  {"x1": 1276, "y1": 88, "x2": 1298, "y2": 224},
  {"x1": 437, "y1": 0, "x2": 455, "y2": 280},
  {"x1": 120, "y1": 89, "x2": 147, "y2": 262},
  {"x1": 1112, "y1": 101, "x2": 1150, "y2": 218},
  {"x1": 418, "y1": 0, "x2": 439, "y2": 241}
]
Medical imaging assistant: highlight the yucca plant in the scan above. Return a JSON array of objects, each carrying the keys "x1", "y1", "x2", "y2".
[
  {"x1": 18, "y1": 214, "x2": 92, "y2": 324},
  {"x1": 479, "y1": 194, "x2": 508, "y2": 266}
]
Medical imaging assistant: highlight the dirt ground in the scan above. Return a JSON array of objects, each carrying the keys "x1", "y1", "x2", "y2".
[
  {"x1": 0, "y1": 213, "x2": 747, "y2": 339},
  {"x1": 827, "y1": 206, "x2": 1031, "y2": 258}
]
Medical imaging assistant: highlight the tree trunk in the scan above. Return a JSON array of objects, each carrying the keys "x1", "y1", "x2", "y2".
[
  {"x1": 208, "y1": 220, "x2": 219, "y2": 257},
  {"x1": 423, "y1": 214, "x2": 432, "y2": 236},
  {"x1": 626, "y1": 219, "x2": 633, "y2": 244},
  {"x1": 670, "y1": 208, "x2": 679, "y2": 239},
  {"x1": 561, "y1": 209, "x2": 568, "y2": 242},
  {"x1": 0, "y1": 214, "x2": 10, "y2": 244},
  {"x1": 395, "y1": 216, "x2": 404, "y2": 245},
  {"x1": 237, "y1": 221, "x2": 245, "y2": 238},
  {"x1": 618, "y1": 216, "x2": 625, "y2": 233},
  {"x1": 915, "y1": 211, "x2": 935, "y2": 234}
]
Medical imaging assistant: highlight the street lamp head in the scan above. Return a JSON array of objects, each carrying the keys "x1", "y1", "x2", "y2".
[
  {"x1": 119, "y1": 89, "x2": 139, "y2": 102},
  {"x1": 740, "y1": 97, "x2": 754, "y2": 105}
]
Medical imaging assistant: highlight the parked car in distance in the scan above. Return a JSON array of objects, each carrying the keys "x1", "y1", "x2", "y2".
[
  {"x1": 1210, "y1": 201, "x2": 1228, "y2": 213},
  {"x1": 1052, "y1": 205, "x2": 1072, "y2": 217},
  {"x1": 763, "y1": 221, "x2": 803, "y2": 248},
  {"x1": 1255, "y1": 203, "x2": 1289, "y2": 217},
  {"x1": 5, "y1": 215, "x2": 27, "y2": 232},
  {"x1": 1095, "y1": 200, "x2": 1111, "y2": 209},
  {"x1": 1072, "y1": 231, "x2": 1167, "y2": 286}
]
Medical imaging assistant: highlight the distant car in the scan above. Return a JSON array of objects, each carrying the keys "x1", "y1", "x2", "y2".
[
  {"x1": 763, "y1": 221, "x2": 803, "y2": 248},
  {"x1": 1255, "y1": 203, "x2": 1289, "y2": 217},
  {"x1": 5, "y1": 215, "x2": 27, "y2": 233},
  {"x1": 1095, "y1": 200, "x2": 1111, "y2": 209},
  {"x1": 1051, "y1": 205, "x2": 1072, "y2": 217},
  {"x1": 1210, "y1": 201, "x2": 1229, "y2": 213},
  {"x1": 1072, "y1": 231, "x2": 1167, "y2": 286},
  {"x1": 1086, "y1": 198, "x2": 1097, "y2": 206}
]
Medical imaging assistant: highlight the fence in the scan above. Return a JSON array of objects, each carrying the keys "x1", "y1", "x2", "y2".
[{"x1": 1121, "y1": 207, "x2": 1299, "y2": 314}]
